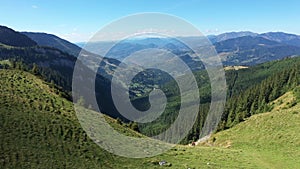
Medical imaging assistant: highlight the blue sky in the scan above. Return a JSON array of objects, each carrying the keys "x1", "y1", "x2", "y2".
[{"x1": 1, "y1": 0, "x2": 299, "y2": 42}]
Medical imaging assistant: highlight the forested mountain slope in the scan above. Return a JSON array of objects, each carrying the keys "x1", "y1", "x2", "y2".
[
  {"x1": 0, "y1": 69, "x2": 143, "y2": 168},
  {"x1": 0, "y1": 26, "x2": 37, "y2": 47},
  {"x1": 22, "y1": 32, "x2": 81, "y2": 57}
]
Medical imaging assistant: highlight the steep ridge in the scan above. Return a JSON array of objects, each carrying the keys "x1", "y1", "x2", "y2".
[
  {"x1": 21, "y1": 31, "x2": 121, "y2": 78},
  {"x1": 0, "y1": 69, "x2": 142, "y2": 168},
  {"x1": 22, "y1": 32, "x2": 82, "y2": 57},
  {"x1": 0, "y1": 26, "x2": 37, "y2": 47}
]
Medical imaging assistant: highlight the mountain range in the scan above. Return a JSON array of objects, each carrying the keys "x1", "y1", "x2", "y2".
[
  {"x1": 2, "y1": 25, "x2": 300, "y2": 114},
  {"x1": 2, "y1": 25, "x2": 297, "y2": 69},
  {"x1": 1, "y1": 25, "x2": 300, "y2": 128},
  {"x1": 77, "y1": 31, "x2": 300, "y2": 67}
]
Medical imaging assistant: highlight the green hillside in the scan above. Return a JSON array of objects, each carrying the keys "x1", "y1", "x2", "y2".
[
  {"x1": 138, "y1": 88, "x2": 300, "y2": 169},
  {"x1": 0, "y1": 69, "x2": 142, "y2": 168},
  {"x1": 134, "y1": 87, "x2": 299, "y2": 169},
  {"x1": 135, "y1": 56, "x2": 300, "y2": 143},
  {"x1": 226, "y1": 56, "x2": 300, "y2": 96},
  {"x1": 204, "y1": 90, "x2": 300, "y2": 168},
  {"x1": 1, "y1": 69, "x2": 299, "y2": 168}
]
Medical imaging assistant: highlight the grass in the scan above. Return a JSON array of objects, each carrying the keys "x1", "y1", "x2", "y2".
[
  {"x1": 0, "y1": 69, "x2": 144, "y2": 168},
  {"x1": 143, "y1": 91, "x2": 300, "y2": 168},
  {"x1": 204, "y1": 91, "x2": 300, "y2": 169},
  {"x1": 1, "y1": 69, "x2": 299, "y2": 168}
]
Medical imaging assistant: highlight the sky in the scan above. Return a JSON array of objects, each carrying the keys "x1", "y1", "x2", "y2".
[{"x1": 1, "y1": 0, "x2": 300, "y2": 42}]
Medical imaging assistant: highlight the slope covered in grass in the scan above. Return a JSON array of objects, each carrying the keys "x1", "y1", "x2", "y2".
[
  {"x1": 0, "y1": 69, "x2": 144, "y2": 168},
  {"x1": 204, "y1": 90, "x2": 300, "y2": 168},
  {"x1": 139, "y1": 89, "x2": 299, "y2": 169}
]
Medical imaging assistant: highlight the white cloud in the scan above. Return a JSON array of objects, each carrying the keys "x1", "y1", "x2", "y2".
[
  {"x1": 32, "y1": 5, "x2": 38, "y2": 9},
  {"x1": 204, "y1": 28, "x2": 220, "y2": 35}
]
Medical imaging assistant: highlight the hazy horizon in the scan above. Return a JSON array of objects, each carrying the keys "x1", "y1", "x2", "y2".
[{"x1": 1, "y1": 0, "x2": 300, "y2": 42}]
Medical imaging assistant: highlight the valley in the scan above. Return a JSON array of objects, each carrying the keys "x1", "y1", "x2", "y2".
[
  {"x1": 1, "y1": 69, "x2": 299, "y2": 168},
  {"x1": 0, "y1": 25, "x2": 299, "y2": 168}
]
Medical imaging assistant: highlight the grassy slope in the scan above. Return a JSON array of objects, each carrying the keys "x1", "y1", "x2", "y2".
[
  {"x1": 203, "y1": 91, "x2": 300, "y2": 169},
  {"x1": 0, "y1": 69, "x2": 144, "y2": 168},
  {"x1": 1, "y1": 69, "x2": 299, "y2": 168},
  {"x1": 138, "y1": 89, "x2": 300, "y2": 169}
]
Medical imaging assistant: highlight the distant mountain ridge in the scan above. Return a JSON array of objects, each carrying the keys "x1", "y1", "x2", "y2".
[
  {"x1": 0, "y1": 26, "x2": 37, "y2": 47},
  {"x1": 209, "y1": 31, "x2": 300, "y2": 47},
  {"x1": 215, "y1": 36, "x2": 281, "y2": 52},
  {"x1": 215, "y1": 35, "x2": 300, "y2": 65},
  {"x1": 22, "y1": 32, "x2": 82, "y2": 57},
  {"x1": 259, "y1": 32, "x2": 300, "y2": 47},
  {"x1": 78, "y1": 31, "x2": 300, "y2": 67},
  {"x1": 20, "y1": 30, "x2": 123, "y2": 79},
  {"x1": 208, "y1": 31, "x2": 258, "y2": 43}
]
